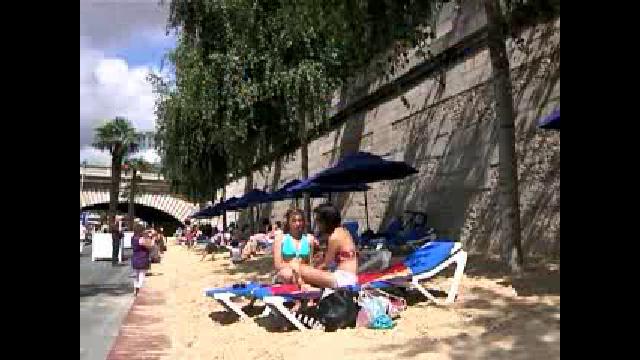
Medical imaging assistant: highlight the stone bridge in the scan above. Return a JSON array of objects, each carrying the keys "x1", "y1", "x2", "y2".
[{"x1": 80, "y1": 165, "x2": 197, "y2": 223}]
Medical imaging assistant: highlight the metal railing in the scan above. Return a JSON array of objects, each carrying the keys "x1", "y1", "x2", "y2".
[{"x1": 80, "y1": 165, "x2": 165, "y2": 181}]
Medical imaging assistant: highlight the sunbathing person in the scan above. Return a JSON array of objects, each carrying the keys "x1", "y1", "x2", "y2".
[
  {"x1": 273, "y1": 208, "x2": 315, "y2": 284},
  {"x1": 288, "y1": 203, "x2": 358, "y2": 289}
]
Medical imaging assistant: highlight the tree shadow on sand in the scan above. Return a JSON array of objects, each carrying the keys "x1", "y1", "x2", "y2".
[
  {"x1": 226, "y1": 255, "x2": 275, "y2": 277},
  {"x1": 364, "y1": 258, "x2": 560, "y2": 360}
]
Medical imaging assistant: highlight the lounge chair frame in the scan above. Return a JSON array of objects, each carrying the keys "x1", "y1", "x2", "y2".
[{"x1": 207, "y1": 242, "x2": 467, "y2": 330}]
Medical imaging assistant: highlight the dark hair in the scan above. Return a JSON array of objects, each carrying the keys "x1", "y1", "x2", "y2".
[
  {"x1": 133, "y1": 223, "x2": 145, "y2": 235},
  {"x1": 275, "y1": 221, "x2": 283, "y2": 228},
  {"x1": 203, "y1": 224, "x2": 213, "y2": 237},
  {"x1": 261, "y1": 218, "x2": 270, "y2": 226},
  {"x1": 284, "y1": 208, "x2": 305, "y2": 232},
  {"x1": 184, "y1": 219, "x2": 191, "y2": 226},
  {"x1": 313, "y1": 203, "x2": 342, "y2": 232}
]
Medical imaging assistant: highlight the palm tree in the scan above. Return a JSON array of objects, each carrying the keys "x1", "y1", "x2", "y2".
[
  {"x1": 123, "y1": 158, "x2": 152, "y2": 230},
  {"x1": 93, "y1": 117, "x2": 139, "y2": 219}
]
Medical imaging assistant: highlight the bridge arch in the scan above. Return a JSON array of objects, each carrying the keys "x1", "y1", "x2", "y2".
[{"x1": 80, "y1": 190, "x2": 197, "y2": 224}]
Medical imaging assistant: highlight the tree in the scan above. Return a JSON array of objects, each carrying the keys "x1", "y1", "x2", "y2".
[
  {"x1": 123, "y1": 158, "x2": 152, "y2": 230},
  {"x1": 92, "y1": 117, "x2": 139, "y2": 219},
  {"x1": 156, "y1": 0, "x2": 559, "y2": 272},
  {"x1": 155, "y1": 0, "x2": 435, "y2": 216},
  {"x1": 483, "y1": 0, "x2": 523, "y2": 273}
]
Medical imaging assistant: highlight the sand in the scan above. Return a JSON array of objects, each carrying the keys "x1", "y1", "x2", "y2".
[{"x1": 141, "y1": 242, "x2": 560, "y2": 360}]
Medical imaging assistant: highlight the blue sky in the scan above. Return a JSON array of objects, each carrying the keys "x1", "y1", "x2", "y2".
[
  {"x1": 80, "y1": 0, "x2": 174, "y2": 165},
  {"x1": 107, "y1": 31, "x2": 176, "y2": 69}
]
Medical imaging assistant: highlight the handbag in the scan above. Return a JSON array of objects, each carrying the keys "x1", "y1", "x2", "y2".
[{"x1": 358, "y1": 287, "x2": 407, "y2": 320}]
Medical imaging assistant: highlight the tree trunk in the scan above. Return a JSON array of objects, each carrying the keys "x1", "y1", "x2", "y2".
[
  {"x1": 109, "y1": 148, "x2": 122, "y2": 219},
  {"x1": 299, "y1": 107, "x2": 311, "y2": 232},
  {"x1": 484, "y1": 0, "x2": 524, "y2": 273},
  {"x1": 128, "y1": 169, "x2": 137, "y2": 230},
  {"x1": 221, "y1": 187, "x2": 227, "y2": 231}
]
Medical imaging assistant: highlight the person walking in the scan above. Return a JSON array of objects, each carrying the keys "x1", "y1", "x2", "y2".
[
  {"x1": 131, "y1": 226, "x2": 154, "y2": 296},
  {"x1": 80, "y1": 222, "x2": 87, "y2": 253},
  {"x1": 110, "y1": 216, "x2": 123, "y2": 266}
]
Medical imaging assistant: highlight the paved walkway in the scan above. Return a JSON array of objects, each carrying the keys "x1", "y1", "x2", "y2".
[
  {"x1": 80, "y1": 245, "x2": 135, "y2": 360},
  {"x1": 106, "y1": 287, "x2": 172, "y2": 360}
]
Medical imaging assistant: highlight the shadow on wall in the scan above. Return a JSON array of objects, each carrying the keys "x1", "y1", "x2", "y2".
[
  {"x1": 227, "y1": 20, "x2": 560, "y2": 259},
  {"x1": 380, "y1": 20, "x2": 559, "y2": 258},
  {"x1": 260, "y1": 157, "x2": 283, "y2": 222},
  {"x1": 236, "y1": 172, "x2": 255, "y2": 229},
  {"x1": 332, "y1": 106, "x2": 367, "y2": 213}
]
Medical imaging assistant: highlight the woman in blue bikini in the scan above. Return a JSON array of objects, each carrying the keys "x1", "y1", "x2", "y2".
[
  {"x1": 288, "y1": 204, "x2": 358, "y2": 289},
  {"x1": 273, "y1": 208, "x2": 316, "y2": 284}
]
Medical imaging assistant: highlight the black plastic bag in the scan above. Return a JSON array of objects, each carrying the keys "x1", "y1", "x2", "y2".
[{"x1": 316, "y1": 289, "x2": 359, "y2": 332}]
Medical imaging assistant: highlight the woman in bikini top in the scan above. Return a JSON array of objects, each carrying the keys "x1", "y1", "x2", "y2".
[
  {"x1": 273, "y1": 209, "x2": 315, "y2": 284},
  {"x1": 288, "y1": 204, "x2": 359, "y2": 289}
]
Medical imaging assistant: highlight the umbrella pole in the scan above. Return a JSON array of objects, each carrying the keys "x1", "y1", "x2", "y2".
[{"x1": 364, "y1": 191, "x2": 370, "y2": 230}]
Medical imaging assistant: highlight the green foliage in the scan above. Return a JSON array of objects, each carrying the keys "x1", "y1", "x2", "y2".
[
  {"x1": 153, "y1": 0, "x2": 441, "y2": 197},
  {"x1": 92, "y1": 117, "x2": 139, "y2": 159},
  {"x1": 93, "y1": 116, "x2": 140, "y2": 216},
  {"x1": 153, "y1": 0, "x2": 558, "y2": 198}
]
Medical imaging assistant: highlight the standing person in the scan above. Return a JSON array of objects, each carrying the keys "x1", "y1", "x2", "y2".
[
  {"x1": 80, "y1": 222, "x2": 87, "y2": 253},
  {"x1": 131, "y1": 226, "x2": 154, "y2": 296},
  {"x1": 156, "y1": 227, "x2": 166, "y2": 253},
  {"x1": 189, "y1": 225, "x2": 200, "y2": 249},
  {"x1": 110, "y1": 216, "x2": 123, "y2": 266},
  {"x1": 175, "y1": 226, "x2": 183, "y2": 245},
  {"x1": 148, "y1": 229, "x2": 161, "y2": 263},
  {"x1": 86, "y1": 224, "x2": 93, "y2": 244},
  {"x1": 184, "y1": 220, "x2": 194, "y2": 248}
]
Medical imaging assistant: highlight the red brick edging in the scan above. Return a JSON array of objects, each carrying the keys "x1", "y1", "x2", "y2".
[{"x1": 106, "y1": 289, "x2": 171, "y2": 360}]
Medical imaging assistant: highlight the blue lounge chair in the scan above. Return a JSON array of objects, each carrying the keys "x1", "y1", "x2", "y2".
[{"x1": 204, "y1": 240, "x2": 467, "y2": 330}]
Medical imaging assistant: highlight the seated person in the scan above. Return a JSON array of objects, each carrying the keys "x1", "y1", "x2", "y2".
[
  {"x1": 250, "y1": 221, "x2": 269, "y2": 251},
  {"x1": 267, "y1": 221, "x2": 283, "y2": 246},
  {"x1": 273, "y1": 209, "x2": 315, "y2": 284},
  {"x1": 253, "y1": 226, "x2": 270, "y2": 251},
  {"x1": 222, "y1": 229, "x2": 231, "y2": 246},
  {"x1": 239, "y1": 224, "x2": 259, "y2": 259},
  {"x1": 229, "y1": 240, "x2": 243, "y2": 263},
  {"x1": 288, "y1": 203, "x2": 358, "y2": 289}
]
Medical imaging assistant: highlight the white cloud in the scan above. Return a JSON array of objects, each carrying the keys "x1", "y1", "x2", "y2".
[
  {"x1": 80, "y1": 146, "x2": 162, "y2": 166},
  {"x1": 80, "y1": 146, "x2": 112, "y2": 166},
  {"x1": 128, "y1": 148, "x2": 162, "y2": 164},
  {"x1": 80, "y1": 0, "x2": 170, "y2": 50},
  {"x1": 80, "y1": 0, "x2": 172, "y2": 165},
  {"x1": 80, "y1": 42, "x2": 159, "y2": 147}
]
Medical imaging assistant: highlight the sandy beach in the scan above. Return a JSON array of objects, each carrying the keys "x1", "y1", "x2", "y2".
[{"x1": 138, "y1": 242, "x2": 559, "y2": 360}]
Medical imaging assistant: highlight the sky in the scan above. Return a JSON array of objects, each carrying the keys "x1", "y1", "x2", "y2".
[{"x1": 80, "y1": 0, "x2": 176, "y2": 165}]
